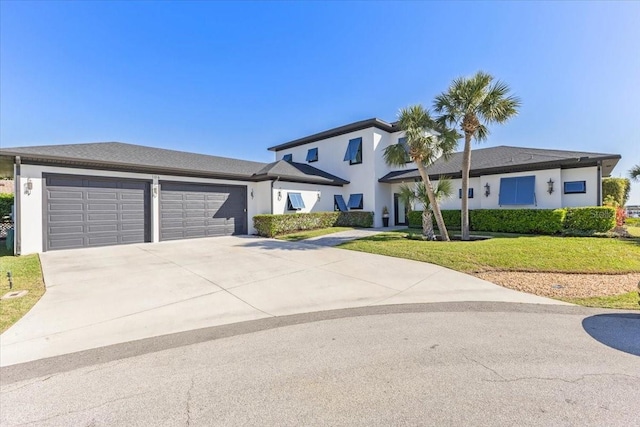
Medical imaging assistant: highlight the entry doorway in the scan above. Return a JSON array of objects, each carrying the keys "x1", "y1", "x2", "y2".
[{"x1": 393, "y1": 193, "x2": 409, "y2": 226}]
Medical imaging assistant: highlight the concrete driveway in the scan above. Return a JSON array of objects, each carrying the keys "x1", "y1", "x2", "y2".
[{"x1": 0, "y1": 236, "x2": 562, "y2": 366}]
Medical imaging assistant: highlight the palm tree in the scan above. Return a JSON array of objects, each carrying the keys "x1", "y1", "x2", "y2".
[
  {"x1": 384, "y1": 105, "x2": 459, "y2": 241},
  {"x1": 398, "y1": 178, "x2": 453, "y2": 240},
  {"x1": 630, "y1": 164, "x2": 640, "y2": 182},
  {"x1": 434, "y1": 71, "x2": 520, "y2": 240}
]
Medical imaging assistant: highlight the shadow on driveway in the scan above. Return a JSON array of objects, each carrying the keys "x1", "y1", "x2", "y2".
[{"x1": 582, "y1": 313, "x2": 640, "y2": 356}]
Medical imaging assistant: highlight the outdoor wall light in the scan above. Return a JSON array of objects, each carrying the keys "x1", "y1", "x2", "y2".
[
  {"x1": 250, "y1": 189, "x2": 254, "y2": 199},
  {"x1": 547, "y1": 179, "x2": 555, "y2": 195},
  {"x1": 25, "y1": 178, "x2": 33, "y2": 195},
  {"x1": 153, "y1": 186, "x2": 158, "y2": 198},
  {"x1": 277, "y1": 190, "x2": 282, "y2": 201},
  {"x1": 484, "y1": 183, "x2": 491, "y2": 197},
  {"x1": 317, "y1": 191, "x2": 321, "y2": 200}
]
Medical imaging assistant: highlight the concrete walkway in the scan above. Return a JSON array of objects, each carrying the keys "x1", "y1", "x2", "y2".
[
  {"x1": 303, "y1": 226, "x2": 405, "y2": 246},
  {"x1": 0, "y1": 236, "x2": 565, "y2": 366}
]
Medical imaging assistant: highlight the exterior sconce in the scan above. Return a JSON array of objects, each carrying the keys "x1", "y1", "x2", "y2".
[
  {"x1": 547, "y1": 179, "x2": 554, "y2": 194},
  {"x1": 317, "y1": 191, "x2": 321, "y2": 200},
  {"x1": 484, "y1": 183, "x2": 490, "y2": 197},
  {"x1": 25, "y1": 178, "x2": 33, "y2": 195},
  {"x1": 152, "y1": 186, "x2": 158, "y2": 198},
  {"x1": 277, "y1": 190, "x2": 282, "y2": 201},
  {"x1": 250, "y1": 189, "x2": 254, "y2": 199}
]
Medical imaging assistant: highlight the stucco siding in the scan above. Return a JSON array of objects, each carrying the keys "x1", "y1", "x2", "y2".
[
  {"x1": 561, "y1": 166, "x2": 598, "y2": 207},
  {"x1": 271, "y1": 181, "x2": 340, "y2": 214}
]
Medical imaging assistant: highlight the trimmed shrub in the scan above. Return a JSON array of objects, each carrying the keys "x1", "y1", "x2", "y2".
[
  {"x1": 602, "y1": 177, "x2": 630, "y2": 206},
  {"x1": 564, "y1": 207, "x2": 616, "y2": 232},
  {"x1": 0, "y1": 194, "x2": 14, "y2": 218},
  {"x1": 470, "y1": 209, "x2": 566, "y2": 234},
  {"x1": 408, "y1": 210, "x2": 461, "y2": 229},
  {"x1": 253, "y1": 211, "x2": 373, "y2": 237}
]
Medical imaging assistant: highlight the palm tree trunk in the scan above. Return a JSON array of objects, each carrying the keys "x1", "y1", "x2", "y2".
[
  {"x1": 461, "y1": 133, "x2": 472, "y2": 241},
  {"x1": 422, "y1": 209, "x2": 435, "y2": 240},
  {"x1": 416, "y1": 162, "x2": 450, "y2": 241}
]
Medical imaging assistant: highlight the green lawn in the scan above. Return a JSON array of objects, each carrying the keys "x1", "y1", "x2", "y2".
[
  {"x1": 626, "y1": 225, "x2": 640, "y2": 238},
  {"x1": 0, "y1": 247, "x2": 46, "y2": 333},
  {"x1": 562, "y1": 292, "x2": 639, "y2": 310},
  {"x1": 338, "y1": 230, "x2": 640, "y2": 274},
  {"x1": 276, "y1": 227, "x2": 356, "y2": 242}
]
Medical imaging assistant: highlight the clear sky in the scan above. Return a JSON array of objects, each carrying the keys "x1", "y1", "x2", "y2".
[{"x1": 1, "y1": 1, "x2": 639, "y2": 203}]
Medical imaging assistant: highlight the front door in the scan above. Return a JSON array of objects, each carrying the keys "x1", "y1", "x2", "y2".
[{"x1": 393, "y1": 193, "x2": 408, "y2": 226}]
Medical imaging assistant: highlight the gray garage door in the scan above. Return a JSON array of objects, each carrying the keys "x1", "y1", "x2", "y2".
[
  {"x1": 159, "y1": 182, "x2": 247, "y2": 241},
  {"x1": 44, "y1": 174, "x2": 151, "y2": 251}
]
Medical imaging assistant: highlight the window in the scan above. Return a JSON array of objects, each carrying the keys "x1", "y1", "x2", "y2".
[
  {"x1": 286, "y1": 192, "x2": 305, "y2": 210},
  {"x1": 398, "y1": 137, "x2": 411, "y2": 163},
  {"x1": 458, "y1": 188, "x2": 474, "y2": 199},
  {"x1": 499, "y1": 176, "x2": 536, "y2": 205},
  {"x1": 564, "y1": 181, "x2": 586, "y2": 194},
  {"x1": 306, "y1": 147, "x2": 318, "y2": 163},
  {"x1": 334, "y1": 195, "x2": 348, "y2": 212},
  {"x1": 347, "y1": 193, "x2": 363, "y2": 210},
  {"x1": 343, "y1": 137, "x2": 362, "y2": 165},
  {"x1": 283, "y1": 154, "x2": 292, "y2": 162}
]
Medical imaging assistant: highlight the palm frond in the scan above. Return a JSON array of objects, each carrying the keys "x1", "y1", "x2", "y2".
[
  {"x1": 630, "y1": 164, "x2": 640, "y2": 182},
  {"x1": 384, "y1": 143, "x2": 412, "y2": 167}
]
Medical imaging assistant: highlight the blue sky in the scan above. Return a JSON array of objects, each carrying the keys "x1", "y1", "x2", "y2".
[{"x1": 1, "y1": 1, "x2": 639, "y2": 203}]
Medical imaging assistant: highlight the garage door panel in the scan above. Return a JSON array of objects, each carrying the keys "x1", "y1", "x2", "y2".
[
  {"x1": 160, "y1": 182, "x2": 246, "y2": 241},
  {"x1": 45, "y1": 174, "x2": 150, "y2": 251}
]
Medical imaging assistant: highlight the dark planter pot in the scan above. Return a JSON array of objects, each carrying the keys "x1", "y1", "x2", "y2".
[{"x1": 382, "y1": 217, "x2": 389, "y2": 227}]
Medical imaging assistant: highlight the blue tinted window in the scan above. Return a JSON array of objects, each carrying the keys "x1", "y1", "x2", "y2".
[
  {"x1": 344, "y1": 138, "x2": 362, "y2": 164},
  {"x1": 347, "y1": 193, "x2": 363, "y2": 210},
  {"x1": 398, "y1": 137, "x2": 411, "y2": 163},
  {"x1": 459, "y1": 188, "x2": 474, "y2": 199},
  {"x1": 306, "y1": 147, "x2": 318, "y2": 162},
  {"x1": 287, "y1": 193, "x2": 305, "y2": 210},
  {"x1": 334, "y1": 195, "x2": 348, "y2": 212},
  {"x1": 283, "y1": 154, "x2": 292, "y2": 162},
  {"x1": 564, "y1": 181, "x2": 586, "y2": 194},
  {"x1": 499, "y1": 176, "x2": 536, "y2": 205}
]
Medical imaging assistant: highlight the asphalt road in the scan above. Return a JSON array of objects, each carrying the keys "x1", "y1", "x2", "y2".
[{"x1": 1, "y1": 303, "x2": 639, "y2": 426}]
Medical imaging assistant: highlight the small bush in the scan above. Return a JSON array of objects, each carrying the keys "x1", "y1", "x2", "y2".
[
  {"x1": 253, "y1": 211, "x2": 373, "y2": 237},
  {"x1": 470, "y1": 209, "x2": 566, "y2": 234},
  {"x1": 0, "y1": 194, "x2": 14, "y2": 218},
  {"x1": 602, "y1": 178, "x2": 630, "y2": 206},
  {"x1": 564, "y1": 207, "x2": 616, "y2": 232},
  {"x1": 408, "y1": 209, "x2": 461, "y2": 229}
]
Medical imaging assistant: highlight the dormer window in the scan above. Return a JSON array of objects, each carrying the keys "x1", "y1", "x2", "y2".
[
  {"x1": 306, "y1": 147, "x2": 318, "y2": 163},
  {"x1": 344, "y1": 138, "x2": 362, "y2": 165},
  {"x1": 283, "y1": 154, "x2": 292, "y2": 162}
]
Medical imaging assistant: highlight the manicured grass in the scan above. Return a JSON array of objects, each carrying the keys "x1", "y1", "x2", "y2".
[
  {"x1": 626, "y1": 225, "x2": 640, "y2": 238},
  {"x1": 0, "y1": 247, "x2": 46, "y2": 333},
  {"x1": 338, "y1": 230, "x2": 640, "y2": 274},
  {"x1": 561, "y1": 292, "x2": 640, "y2": 310},
  {"x1": 276, "y1": 227, "x2": 356, "y2": 242}
]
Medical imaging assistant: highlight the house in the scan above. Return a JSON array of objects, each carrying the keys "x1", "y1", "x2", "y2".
[{"x1": 0, "y1": 118, "x2": 620, "y2": 254}]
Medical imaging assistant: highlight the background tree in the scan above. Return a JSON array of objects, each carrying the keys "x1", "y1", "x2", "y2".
[
  {"x1": 434, "y1": 71, "x2": 520, "y2": 240},
  {"x1": 384, "y1": 105, "x2": 459, "y2": 241},
  {"x1": 398, "y1": 178, "x2": 453, "y2": 240},
  {"x1": 629, "y1": 164, "x2": 640, "y2": 182}
]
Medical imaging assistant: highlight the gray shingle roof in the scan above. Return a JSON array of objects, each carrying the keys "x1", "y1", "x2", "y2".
[
  {"x1": 379, "y1": 145, "x2": 621, "y2": 182},
  {"x1": 0, "y1": 142, "x2": 349, "y2": 185},
  {"x1": 254, "y1": 160, "x2": 349, "y2": 186}
]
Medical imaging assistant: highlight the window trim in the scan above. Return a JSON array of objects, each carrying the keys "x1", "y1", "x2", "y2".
[
  {"x1": 563, "y1": 181, "x2": 586, "y2": 194},
  {"x1": 282, "y1": 153, "x2": 293, "y2": 162},
  {"x1": 306, "y1": 147, "x2": 318, "y2": 163},
  {"x1": 344, "y1": 138, "x2": 363, "y2": 165},
  {"x1": 347, "y1": 193, "x2": 364, "y2": 210},
  {"x1": 286, "y1": 192, "x2": 305, "y2": 211}
]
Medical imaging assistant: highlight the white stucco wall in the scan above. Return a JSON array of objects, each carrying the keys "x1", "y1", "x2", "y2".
[
  {"x1": 16, "y1": 164, "x2": 262, "y2": 254},
  {"x1": 561, "y1": 166, "x2": 599, "y2": 207},
  {"x1": 271, "y1": 182, "x2": 339, "y2": 214}
]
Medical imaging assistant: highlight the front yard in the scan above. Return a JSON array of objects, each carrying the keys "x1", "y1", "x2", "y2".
[
  {"x1": 0, "y1": 247, "x2": 46, "y2": 333},
  {"x1": 339, "y1": 230, "x2": 640, "y2": 309}
]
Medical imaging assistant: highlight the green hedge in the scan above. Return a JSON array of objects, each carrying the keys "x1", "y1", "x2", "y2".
[
  {"x1": 0, "y1": 194, "x2": 14, "y2": 218},
  {"x1": 408, "y1": 210, "x2": 461, "y2": 229},
  {"x1": 471, "y1": 209, "x2": 566, "y2": 234},
  {"x1": 253, "y1": 211, "x2": 373, "y2": 237},
  {"x1": 602, "y1": 177, "x2": 630, "y2": 206},
  {"x1": 407, "y1": 207, "x2": 614, "y2": 234},
  {"x1": 564, "y1": 207, "x2": 616, "y2": 232}
]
